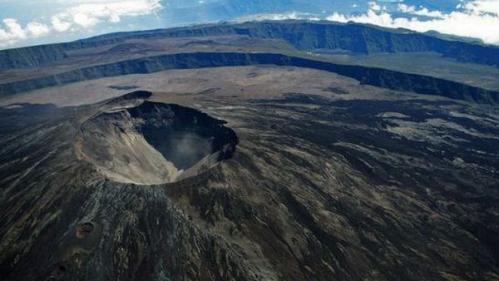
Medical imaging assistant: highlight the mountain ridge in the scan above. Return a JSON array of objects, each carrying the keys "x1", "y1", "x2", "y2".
[{"x1": 1, "y1": 20, "x2": 498, "y2": 71}]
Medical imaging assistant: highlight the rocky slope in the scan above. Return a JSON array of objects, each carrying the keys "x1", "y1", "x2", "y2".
[
  {"x1": 1, "y1": 19, "x2": 499, "y2": 281},
  {"x1": 1, "y1": 90, "x2": 498, "y2": 281}
]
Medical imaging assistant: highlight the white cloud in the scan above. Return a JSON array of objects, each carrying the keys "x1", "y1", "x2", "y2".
[
  {"x1": 327, "y1": 0, "x2": 499, "y2": 45},
  {"x1": 398, "y1": 4, "x2": 445, "y2": 18},
  {"x1": 236, "y1": 11, "x2": 321, "y2": 22},
  {"x1": 0, "y1": 19, "x2": 26, "y2": 47},
  {"x1": 368, "y1": 1, "x2": 383, "y2": 11},
  {"x1": 3, "y1": 18, "x2": 26, "y2": 38},
  {"x1": 0, "y1": 0, "x2": 163, "y2": 48},
  {"x1": 462, "y1": 0, "x2": 499, "y2": 16},
  {"x1": 61, "y1": 0, "x2": 163, "y2": 28},
  {"x1": 51, "y1": 16, "x2": 72, "y2": 32},
  {"x1": 26, "y1": 22, "x2": 50, "y2": 37}
]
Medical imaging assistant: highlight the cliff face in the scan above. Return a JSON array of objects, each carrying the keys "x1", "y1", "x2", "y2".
[
  {"x1": 240, "y1": 22, "x2": 499, "y2": 66},
  {"x1": 1, "y1": 52, "x2": 497, "y2": 104},
  {"x1": 1, "y1": 21, "x2": 498, "y2": 71}
]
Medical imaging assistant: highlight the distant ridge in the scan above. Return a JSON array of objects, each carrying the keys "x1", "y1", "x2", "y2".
[{"x1": 0, "y1": 20, "x2": 498, "y2": 71}]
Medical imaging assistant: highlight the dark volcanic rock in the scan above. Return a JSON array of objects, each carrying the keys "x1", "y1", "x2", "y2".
[
  {"x1": 1, "y1": 91, "x2": 499, "y2": 281},
  {"x1": 1, "y1": 19, "x2": 499, "y2": 281}
]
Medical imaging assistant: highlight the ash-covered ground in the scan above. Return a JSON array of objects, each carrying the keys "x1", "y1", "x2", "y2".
[
  {"x1": 1, "y1": 64, "x2": 498, "y2": 281},
  {"x1": 1, "y1": 21, "x2": 499, "y2": 281}
]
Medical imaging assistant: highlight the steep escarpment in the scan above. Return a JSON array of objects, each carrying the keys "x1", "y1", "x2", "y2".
[
  {"x1": 1, "y1": 21, "x2": 498, "y2": 71},
  {"x1": 1, "y1": 52, "x2": 498, "y2": 104}
]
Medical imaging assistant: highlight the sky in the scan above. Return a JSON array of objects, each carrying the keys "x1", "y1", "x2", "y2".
[{"x1": 0, "y1": 0, "x2": 498, "y2": 49}]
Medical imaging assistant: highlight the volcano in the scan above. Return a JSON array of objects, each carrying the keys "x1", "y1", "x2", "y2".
[{"x1": 1, "y1": 20, "x2": 499, "y2": 281}]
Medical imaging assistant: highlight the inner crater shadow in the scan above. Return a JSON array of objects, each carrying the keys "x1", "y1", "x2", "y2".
[{"x1": 129, "y1": 102, "x2": 238, "y2": 170}]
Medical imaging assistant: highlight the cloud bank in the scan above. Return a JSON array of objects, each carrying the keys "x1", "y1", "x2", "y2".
[
  {"x1": 0, "y1": 0, "x2": 162, "y2": 48},
  {"x1": 235, "y1": 11, "x2": 321, "y2": 22},
  {"x1": 327, "y1": 0, "x2": 499, "y2": 45},
  {"x1": 1, "y1": 0, "x2": 498, "y2": 48}
]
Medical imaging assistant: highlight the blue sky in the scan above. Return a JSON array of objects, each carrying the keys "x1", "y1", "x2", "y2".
[{"x1": 0, "y1": 0, "x2": 498, "y2": 49}]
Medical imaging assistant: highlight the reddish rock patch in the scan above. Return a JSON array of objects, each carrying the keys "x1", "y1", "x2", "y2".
[{"x1": 75, "y1": 222, "x2": 94, "y2": 239}]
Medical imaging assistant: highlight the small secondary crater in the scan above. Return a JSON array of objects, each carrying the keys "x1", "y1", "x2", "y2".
[
  {"x1": 76, "y1": 222, "x2": 94, "y2": 239},
  {"x1": 45, "y1": 264, "x2": 66, "y2": 281},
  {"x1": 76, "y1": 95, "x2": 238, "y2": 185}
]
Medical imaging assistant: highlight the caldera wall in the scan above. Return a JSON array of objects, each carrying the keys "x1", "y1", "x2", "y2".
[{"x1": 76, "y1": 95, "x2": 238, "y2": 185}]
